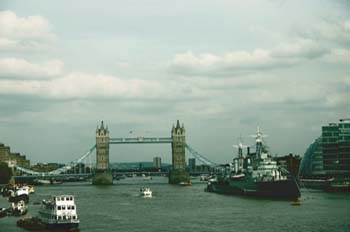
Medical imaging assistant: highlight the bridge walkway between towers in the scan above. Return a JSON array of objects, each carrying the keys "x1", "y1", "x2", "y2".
[{"x1": 109, "y1": 137, "x2": 172, "y2": 144}]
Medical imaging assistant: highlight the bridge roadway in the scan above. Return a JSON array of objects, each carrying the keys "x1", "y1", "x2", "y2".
[
  {"x1": 14, "y1": 171, "x2": 215, "y2": 180},
  {"x1": 109, "y1": 137, "x2": 172, "y2": 144},
  {"x1": 14, "y1": 173, "x2": 92, "y2": 179}
]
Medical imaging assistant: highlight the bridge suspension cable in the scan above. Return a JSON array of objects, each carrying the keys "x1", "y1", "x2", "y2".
[
  {"x1": 16, "y1": 144, "x2": 96, "y2": 176},
  {"x1": 49, "y1": 144, "x2": 96, "y2": 175},
  {"x1": 185, "y1": 143, "x2": 216, "y2": 166},
  {"x1": 15, "y1": 166, "x2": 42, "y2": 176}
]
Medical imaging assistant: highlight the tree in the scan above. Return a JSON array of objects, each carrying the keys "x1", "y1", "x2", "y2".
[{"x1": 0, "y1": 162, "x2": 12, "y2": 184}]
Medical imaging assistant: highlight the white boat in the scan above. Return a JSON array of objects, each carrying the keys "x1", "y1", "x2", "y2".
[
  {"x1": 39, "y1": 195, "x2": 79, "y2": 229},
  {"x1": 199, "y1": 175, "x2": 209, "y2": 181},
  {"x1": 142, "y1": 174, "x2": 152, "y2": 180},
  {"x1": 11, "y1": 200, "x2": 27, "y2": 216},
  {"x1": 9, "y1": 186, "x2": 30, "y2": 203},
  {"x1": 19, "y1": 185, "x2": 34, "y2": 194},
  {"x1": 140, "y1": 188, "x2": 152, "y2": 198},
  {"x1": 17, "y1": 195, "x2": 79, "y2": 231},
  {"x1": 28, "y1": 185, "x2": 35, "y2": 194}
]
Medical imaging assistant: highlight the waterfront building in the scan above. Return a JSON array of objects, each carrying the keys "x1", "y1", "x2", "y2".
[
  {"x1": 274, "y1": 154, "x2": 301, "y2": 177},
  {"x1": 188, "y1": 158, "x2": 196, "y2": 171},
  {"x1": 195, "y1": 164, "x2": 211, "y2": 173},
  {"x1": 322, "y1": 119, "x2": 350, "y2": 175},
  {"x1": 153, "y1": 157, "x2": 162, "y2": 169},
  {"x1": 31, "y1": 163, "x2": 63, "y2": 173},
  {"x1": 299, "y1": 119, "x2": 350, "y2": 178},
  {"x1": 299, "y1": 137, "x2": 324, "y2": 177},
  {"x1": 0, "y1": 143, "x2": 30, "y2": 169}
]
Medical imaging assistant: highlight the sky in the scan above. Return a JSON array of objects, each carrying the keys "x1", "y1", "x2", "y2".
[{"x1": 0, "y1": 0, "x2": 349, "y2": 165}]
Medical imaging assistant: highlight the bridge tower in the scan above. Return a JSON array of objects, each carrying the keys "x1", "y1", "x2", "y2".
[
  {"x1": 169, "y1": 120, "x2": 190, "y2": 184},
  {"x1": 92, "y1": 121, "x2": 113, "y2": 185}
]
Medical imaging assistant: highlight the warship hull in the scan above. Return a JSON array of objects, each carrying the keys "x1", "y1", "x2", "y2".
[{"x1": 207, "y1": 178, "x2": 301, "y2": 200}]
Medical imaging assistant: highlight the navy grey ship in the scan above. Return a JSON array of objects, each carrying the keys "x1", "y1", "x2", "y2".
[{"x1": 207, "y1": 128, "x2": 301, "y2": 200}]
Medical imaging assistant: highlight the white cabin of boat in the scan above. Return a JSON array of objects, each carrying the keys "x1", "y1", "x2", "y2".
[{"x1": 39, "y1": 195, "x2": 79, "y2": 225}]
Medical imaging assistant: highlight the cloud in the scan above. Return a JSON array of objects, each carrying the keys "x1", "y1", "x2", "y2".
[
  {"x1": 0, "y1": 58, "x2": 64, "y2": 79},
  {"x1": 320, "y1": 49, "x2": 350, "y2": 64},
  {"x1": 0, "y1": 10, "x2": 56, "y2": 50},
  {"x1": 245, "y1": 74, "x2": 350, "y2": 111},
  {"x1": 294, "y1": 18, "x2": 350, "y2": 46},
  {"x1": 0, "y1": 38, "x2": 17, "y2": 49},
  {"x1": 272, "y1": 39, "x2": 327, "y2": 59},
  {"x1": 169, "y1": 39, "x2": 327, "y2": 76},
  {"x1": 0, "y1": 71, "x2": 205, "y2": 100},
  {"x1": 169, "y1": 17, "x2": 350, "y2": 77},
  {"x1": 170, "y1": 50, "x2": 282, "y2": 76}
]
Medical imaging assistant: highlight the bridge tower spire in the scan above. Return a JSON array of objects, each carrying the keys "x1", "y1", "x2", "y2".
[
  {"x1": 169, "y1": 120, "x2": 190, "y2": 184},
  {"x1": 92, "y1": 120, "x2": 113, "y2": 185}
]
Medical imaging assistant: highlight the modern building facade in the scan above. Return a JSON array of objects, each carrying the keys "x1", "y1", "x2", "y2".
[
  {"x1": 322, "y1": 119, "x2": 350, "y2": 175},
  {"x1": 299, "y1": 119, "x2": 350, "y2": 178},
  {"x1": 153, "y1": 157, "x2": 162, "y2": 169},
  {"x1": 188, "y1": 158, "x2": 196, "y2": 171}
]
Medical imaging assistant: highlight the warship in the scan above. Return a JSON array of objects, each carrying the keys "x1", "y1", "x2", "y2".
[{"x1": 206, "y1": 128, "x2": 301, "y2": 200}]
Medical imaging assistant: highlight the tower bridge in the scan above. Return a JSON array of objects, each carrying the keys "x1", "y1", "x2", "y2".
[
  {"x1": 15, "y1": 120, "x2": 216, "y2": 185},
  {"x1": 93, "y1": 120, "x2": 190, "y2": 185}
]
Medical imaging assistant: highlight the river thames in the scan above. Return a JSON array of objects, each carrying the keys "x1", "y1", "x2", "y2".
[{"x1": 1, "y1": 177, "x2": 349, "y2": 232}]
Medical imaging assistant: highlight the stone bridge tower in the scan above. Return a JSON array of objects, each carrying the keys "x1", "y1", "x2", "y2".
[
  {"x1": 93, "y1": 121, "x2": 113, "y2": 185},
  {"x1": 169, "y1": 120, "x2": 190, "y2": 184}
]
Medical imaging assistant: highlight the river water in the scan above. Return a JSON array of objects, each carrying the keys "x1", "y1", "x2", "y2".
[{"x1": 1, "y1": 177, "x2": 350, "y2": 232}]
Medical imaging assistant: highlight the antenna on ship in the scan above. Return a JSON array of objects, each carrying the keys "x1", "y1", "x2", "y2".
[
  {"x1": 233, "y1": 134, "x2": 248, "y2": 159},
  {"x1": 250, "y1": 126, "x2": 268, "y2": 159}
]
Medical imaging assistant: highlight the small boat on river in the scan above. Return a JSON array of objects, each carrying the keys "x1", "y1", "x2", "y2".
[
  {"x1": 11, "y1": 200, "x2": 28, "y2": 216},
  {"x1": 140, "y1": 188, "x2": 152, "y2": 198},
  {"x1": 9, "y1": 186, "x2": 30, "y2": 203},
  {"x1": 179, "y1": 182, "x2": 192, "y2": 186}
]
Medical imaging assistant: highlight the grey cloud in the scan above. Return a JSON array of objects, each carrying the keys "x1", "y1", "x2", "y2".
[
  {"x1": 168, "y1": 39, "x2": 329, "y2": 77},
  {"x1": 0, "y1": 10, "x2": 56, "y2": 51},
  {"x1": 294, "y1": 18, "x2": 350, "y2": 47},
  {"x1": 0, "y1": 58, "x2": 64, "y2": 80}
]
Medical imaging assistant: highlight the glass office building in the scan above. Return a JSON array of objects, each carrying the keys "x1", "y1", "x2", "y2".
[{"x1": 299, "y1": 119, "x2": 350, "y2": 178}]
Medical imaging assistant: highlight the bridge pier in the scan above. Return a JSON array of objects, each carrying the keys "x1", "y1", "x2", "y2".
[
  {"x1": 93, "y1": 121, "x2": 113, "y2": 185},
  {"x1": 169, "y1": 120, "x2": 190, "y2": 184}
]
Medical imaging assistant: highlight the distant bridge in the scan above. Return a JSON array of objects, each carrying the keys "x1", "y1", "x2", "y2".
[{"x1": 14, "y1": 126, "x2": 217, "y2": 181}]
